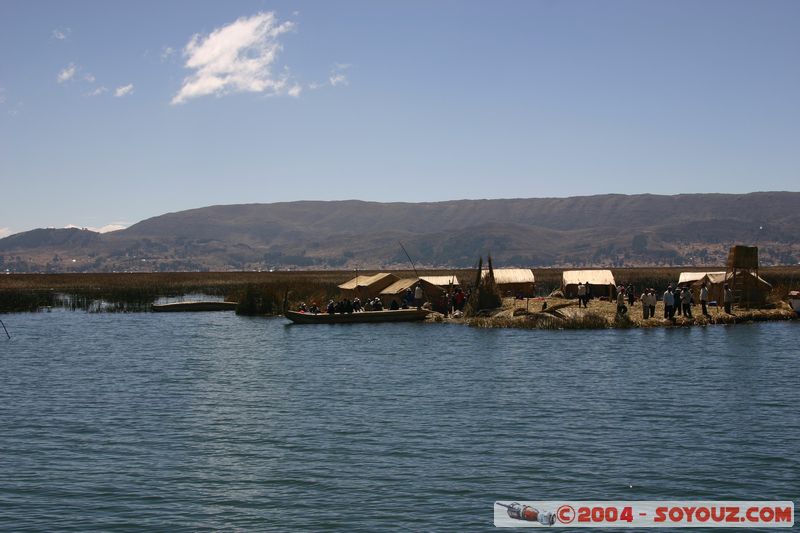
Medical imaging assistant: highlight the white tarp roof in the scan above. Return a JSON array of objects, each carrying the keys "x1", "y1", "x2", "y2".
[
  {"x1": 562, "y1": 269, "x2": 615, "y2": 286},
  {"x1": 481, "y1": 268, "x2": 535, "y2": 284}
]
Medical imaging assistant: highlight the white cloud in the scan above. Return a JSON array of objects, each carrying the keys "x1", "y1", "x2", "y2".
[
  {"x1": 86, "y1": 86, "x2": 108, "y2": 97},
  {"x1": 114, "y1": 84, "x2": 134, "y2": 97},
  {"x1": 171, "y1": 11, "x2": 296, "y2": 105},
  {"x1": 308, "y1": 63, "x2": 351, "y2": 90},
  {"x1": 329, "y1": 73, "x2": 348, "y2": 87},
  {"x1": 84, "y1": 73, "x2": 96, "y2": 83},
  {"x1": 57, "y1": 63, "x2": 77, "y2": 83},
  {"x1": 288, "y1": 84, "x2": 302, "y2": 98},
  {"x1": 52, "y1": 27, "x2": 71, "y2": 40},
  {"x1": 161, "y1": 46, "x2": 175, "y2": 61},
  {"x1": 0, "y1": 227, "x2": 12, "y2": 238}
]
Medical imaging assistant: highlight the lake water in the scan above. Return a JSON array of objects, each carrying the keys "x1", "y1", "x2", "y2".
[{"x1": 0, "y1": 311, "x2": 797, "y2": 531}]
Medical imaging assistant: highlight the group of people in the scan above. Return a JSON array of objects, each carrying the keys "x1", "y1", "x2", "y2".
[
  {"x1": 298, "y1": 297, "x2": 401, "y2": 315},
  {"x1": 597, "y1": 280, "x2": 735, "y2": 319},
  {"x1": 322, "y1": 297, "x2": 393, "y2": 314},
  {"x1": 298, "y1": 282, "x2": 471, "y2": 316}
]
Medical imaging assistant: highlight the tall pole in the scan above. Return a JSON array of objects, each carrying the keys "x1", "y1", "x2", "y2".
[{"x1": 398, "y1": 241, "x2": 420, "y2": 280}]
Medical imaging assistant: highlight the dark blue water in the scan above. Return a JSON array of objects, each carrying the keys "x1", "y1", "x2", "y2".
[{"x1": 0, "y1": 312, "x2": 797, "y2": 531}]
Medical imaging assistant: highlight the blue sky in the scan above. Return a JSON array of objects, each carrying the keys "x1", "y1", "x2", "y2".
[{"x1": 1, "y1": 0, "x2": 798, "y2": 236}]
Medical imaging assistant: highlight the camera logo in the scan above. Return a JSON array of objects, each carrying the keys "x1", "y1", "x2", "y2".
[{"x1": 496, "y1": 502, "x2": 556, "y2": 526}]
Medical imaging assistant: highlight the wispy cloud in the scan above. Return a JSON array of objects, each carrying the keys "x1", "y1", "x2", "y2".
[
  {"x1": 0, "y1": 227, "x2": 12, "y2": 239},
  {"x1": 83, "y1": 73, "x2": 96, "y2": 83},
  {"x1": 329, "y1": 73, "x2": 348, "y2": 87},
  {"x1": 288, "y1": 84, "x2": 302, "y2": 98},
  {"x1": 57, "y1": 63, "x2": 77, "y2": 83},
  {"x1": 52, "y1": 27, "x2": 71, "y2": 41},
  {"x1": 114, "y1": 84, "x2": 134, "y2": 97},
  {"x1": 309, "y1": 63, "x2": 350, "y2": 90},
  {"x1": 171, "y1": 11, "x2": 296, "y2": 105},
  {"x1": 161, "y1": 46, "x2": 175, "y2": 61},
  {"x1": 86, "y1": 86, "x2": 108, "y2": 97},
  {"x1": 329, "y1": 63, "x2": 350, "y2": 86}
]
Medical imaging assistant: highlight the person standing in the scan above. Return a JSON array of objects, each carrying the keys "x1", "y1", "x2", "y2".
[
  {"x1": 649, "y1": 289, "x2": 657, "y2": 318},
  {"x1": 616, "y1": 286, "x2": 627, "y2": 315},
  {"x1": 628, "y1": 285, "x2": 635, "y2": 307},
  {"x1": 641, "y1": 290, "x2": 649, "y2": 319},
  {"x1": 681, "y1": 286, "x2": 692, "y2": 318},
  {"x1": 455, "y1": 288, "x2": 465, "y2": 311},
  {"x1": 414, "y1": 283, "x2": 424, "y2": 310},
  {"x1": 699, "y1": 282, "x2": 710, "y2": 316},
  {"x1": 663, "y1": 285, "x2": 674, "y2": 318},
  {"x1": 723, "y1": 283, "x2": 733, "y2": 314},
  {"x1": 577, "y1": 281, "x2": 586, "y2": 308}
]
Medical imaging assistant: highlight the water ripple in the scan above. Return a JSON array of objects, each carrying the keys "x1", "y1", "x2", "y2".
[{"x1": 0, "y1": 312, "x2": 797, "y2": 531}]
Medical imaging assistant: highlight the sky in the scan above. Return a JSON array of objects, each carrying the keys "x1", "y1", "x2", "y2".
[{"x1": 1, "y1": 0, "x2": 798, "y2": 237}]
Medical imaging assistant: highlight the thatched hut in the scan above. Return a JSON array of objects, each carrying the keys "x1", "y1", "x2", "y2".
[
  {"x1": 338, "y1": 272, "x2": 399, "y2": 300},
  {"x1": 481, "y1": 268, "x2": 535, "y2": 297},
  {"x1": 679, "y1": 271, "x2": 771, "y2": 306},
  {"x1": 562, "y1": 270, "x2": 616, "y2": 300},
  {"x1": 379, "y1": 278, "x2": 442, "y2": 308},
  {"x1": 419, "y1": 275, "x2": 460, "y2": 289}
]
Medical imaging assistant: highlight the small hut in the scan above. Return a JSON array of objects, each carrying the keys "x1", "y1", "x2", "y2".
[
  {"x1": 338, "y1": 272, "x2": 399, "y2": 300},
  {"x1": 678, "y1": 271, "x2": 771, "y2": 306},
  {"x1": 379, "y1": 278, "x2": 442, "y2": 308},
  {"x1": 678, "y1": 271, "x2": 726, "y2": 302},
  {"x1": 726, "y1": 245, "x2": 766, "y2": 308},
  {"x1": 481, "y1": 268, "x2": 535, "y2": 297},
  {"x1": 562, "y1": 270, "x2": 616, "y2": 300}
]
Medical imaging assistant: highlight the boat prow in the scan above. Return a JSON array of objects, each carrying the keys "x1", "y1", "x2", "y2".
[{"x1": 284, "y1": 308, "x2": 431, "y2": 324}]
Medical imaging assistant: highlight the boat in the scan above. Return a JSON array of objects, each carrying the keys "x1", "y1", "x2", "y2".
[
  {"x1": 284, "y1": 308, "x2": 431, "y2": 324},
  {"x1": 789, "y1": 291, "x2": 800, "y2": 315},
  {"x1": 152, "y1": 301, "x2": 238, "y2": 312}
]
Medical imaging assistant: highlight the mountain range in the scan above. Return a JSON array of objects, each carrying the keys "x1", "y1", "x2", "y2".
[{"x1": 2, "y1": 192, "x2": 799, "y2": 272}]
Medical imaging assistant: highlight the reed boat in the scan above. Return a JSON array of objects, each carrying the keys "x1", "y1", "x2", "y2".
[
  {"x1": 152, "y1": 301, "x2": 238, "y2": 312},
  {"x1": 284, "y1": 308, "x2": 430, "y2": 324}
]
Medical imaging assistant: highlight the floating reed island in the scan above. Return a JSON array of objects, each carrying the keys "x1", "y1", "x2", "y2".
[{"x1": 461, "y1": 296, "x2": 797, "y2": 330}]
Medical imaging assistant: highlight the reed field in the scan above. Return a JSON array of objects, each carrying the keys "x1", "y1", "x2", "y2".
[{"x1": 1, "y1": 266, "x2": 798, "y2": 316}]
